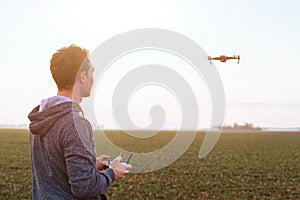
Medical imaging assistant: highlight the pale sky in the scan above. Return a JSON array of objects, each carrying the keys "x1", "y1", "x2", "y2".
[{"x1": 0, "y1": 0, "x2": 300, "y2": 128}]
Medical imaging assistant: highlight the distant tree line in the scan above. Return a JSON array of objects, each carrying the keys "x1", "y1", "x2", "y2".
[{"x1": 217, "y1": 122, "x2": 262, "y2": 131}]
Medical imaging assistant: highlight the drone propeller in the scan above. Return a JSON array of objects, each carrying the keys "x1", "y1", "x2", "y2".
[{"x1": 208, "y1": 55, "x2": 240, "y2": 64}]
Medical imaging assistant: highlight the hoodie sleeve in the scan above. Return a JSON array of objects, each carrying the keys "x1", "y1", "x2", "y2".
[{"x1": 61, "y1": 119, "x2": 115, "y2": 199}]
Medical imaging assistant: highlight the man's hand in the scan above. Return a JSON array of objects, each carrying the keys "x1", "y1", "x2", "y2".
[
  {"x1": 96, "y1": 155, "x2": 110, "y2": 172},
  {"x1": 109, "y1": 155, "x2": 132, "y2": 181}
]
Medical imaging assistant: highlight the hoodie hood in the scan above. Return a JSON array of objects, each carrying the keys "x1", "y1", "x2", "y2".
[{"x1": 28, "y1": 96, "x2": 83, "y2": 136}]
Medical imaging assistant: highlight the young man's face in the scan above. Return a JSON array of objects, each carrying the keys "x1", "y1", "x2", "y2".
[{"x1": 81, "y1": 64, "x2": 95, "y2": 97}]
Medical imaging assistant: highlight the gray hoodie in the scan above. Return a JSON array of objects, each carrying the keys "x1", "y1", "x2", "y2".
[{"x1": 28, "y1": 96, "x2": 114, "y2": 200}]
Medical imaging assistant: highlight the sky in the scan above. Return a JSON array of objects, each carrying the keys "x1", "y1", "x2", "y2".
[{"x1": 0, "y1": 0, "x2": 300, "y2": 128}]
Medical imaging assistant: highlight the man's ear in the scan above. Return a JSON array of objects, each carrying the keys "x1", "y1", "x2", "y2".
[{"x1": 79, "y1": 71, "x2": 87, "y2": 83}]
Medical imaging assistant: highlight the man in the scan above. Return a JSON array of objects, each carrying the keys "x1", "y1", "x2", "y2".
[{"x1": 28, "y1": 44, "x2": 131, "y2": 199}]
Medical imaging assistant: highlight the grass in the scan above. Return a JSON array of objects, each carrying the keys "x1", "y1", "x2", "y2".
[{"x1": 0, "y1": 129, "x2": 299, "y2": 199}]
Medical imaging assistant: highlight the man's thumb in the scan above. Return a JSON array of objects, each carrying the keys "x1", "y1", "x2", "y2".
[{"x1": 110, "y1": 156, "x2": 122, "y2": 168}]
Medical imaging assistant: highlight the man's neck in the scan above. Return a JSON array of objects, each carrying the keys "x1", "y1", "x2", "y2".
[{"x1": 57, "y1": 89, "x2": 82, "y2": 104}]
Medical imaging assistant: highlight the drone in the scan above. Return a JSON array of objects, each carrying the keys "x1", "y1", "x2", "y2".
[{"x1": 208, "y1": 55, "x2": 240, "y2": 64}]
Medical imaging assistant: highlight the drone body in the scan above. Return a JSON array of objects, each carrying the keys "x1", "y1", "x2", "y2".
[{"x1": 208, "y1": 55, "x2": 240, "y2": 64}]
